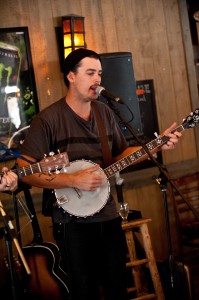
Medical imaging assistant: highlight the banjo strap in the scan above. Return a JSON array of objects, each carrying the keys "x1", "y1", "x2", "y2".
[{"x1": 92, "y1": 102, "x2": 112, "y2": 167}]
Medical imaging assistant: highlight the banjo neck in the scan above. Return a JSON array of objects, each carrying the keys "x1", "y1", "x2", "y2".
[{"x1": 104, "y1": 124, "x2": 185, "y2": 179}]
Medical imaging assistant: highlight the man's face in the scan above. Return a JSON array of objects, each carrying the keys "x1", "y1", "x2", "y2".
[{"x1": 68, "y1": 57, "x2": 102, "y2": 101}]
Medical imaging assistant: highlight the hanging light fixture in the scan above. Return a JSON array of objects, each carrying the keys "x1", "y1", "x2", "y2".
[{"x1": 62, "y1": 14, "x2": 86, "y2": 59}]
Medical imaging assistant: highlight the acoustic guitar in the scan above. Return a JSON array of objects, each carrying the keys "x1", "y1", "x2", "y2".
[
  {"x1": 3, "y1": 152, "x2": 70, "y2": 299},
  {"x1": 55, "y1": 108, "x2": 199, "y2": 217},
  {"x1": 20, "y1": 242, "x2": 70, "y2": 299}
]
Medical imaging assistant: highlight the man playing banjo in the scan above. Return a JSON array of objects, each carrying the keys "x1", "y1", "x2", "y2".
[{"x1": 17, "y1": 48, "x2": 182, "y2": 300}]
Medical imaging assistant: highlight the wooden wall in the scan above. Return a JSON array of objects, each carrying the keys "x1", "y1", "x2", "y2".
[{"x1": 0, "y1": 0, "x2": 199, "y2": 263}]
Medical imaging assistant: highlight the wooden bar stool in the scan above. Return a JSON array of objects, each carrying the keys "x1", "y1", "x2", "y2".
[{"x1": 122, "y1": 218, "x2": 165, "y2": 300}]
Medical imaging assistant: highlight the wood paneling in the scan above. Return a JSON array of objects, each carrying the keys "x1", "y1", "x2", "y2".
[{"x1": 0, "y1": 0, "x2": 198, "y2": 262}]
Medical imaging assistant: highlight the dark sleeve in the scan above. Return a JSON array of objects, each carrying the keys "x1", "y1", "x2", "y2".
[{"x1": 19, "y1": 115, "x2": 53, "y2": 161}]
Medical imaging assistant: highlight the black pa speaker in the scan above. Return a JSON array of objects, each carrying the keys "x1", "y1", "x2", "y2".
[
  {"x1": 99, "y1": 52, "x2": 162, "y2": 171},
  {"x1": 99, "y1": 52, "x2": 142, "y2": 139}
]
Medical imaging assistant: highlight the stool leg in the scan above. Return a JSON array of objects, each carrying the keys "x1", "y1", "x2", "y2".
[
  {"x1": 140, "y1": 223, "x2": 165, "y2": 300},
  {"x1": 125, "y1": 229, "x2": 145, "y2": 296}
]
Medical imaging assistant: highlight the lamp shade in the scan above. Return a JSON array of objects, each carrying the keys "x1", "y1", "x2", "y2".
[{"x1": 62, "y1": 15, "x2": 86, "y2": 59}]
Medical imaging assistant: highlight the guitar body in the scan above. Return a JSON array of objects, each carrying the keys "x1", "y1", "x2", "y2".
[
  {"x1": 55, "y1": 160, "x2": 110, "y2": 217},
  {"x1": 20, "y1": 242, "x2": 69, "y2": 299}
]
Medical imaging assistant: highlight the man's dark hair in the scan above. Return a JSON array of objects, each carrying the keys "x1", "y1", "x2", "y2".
[{"x1": 63, "y1": 48, "x2": 101, "y2": 87}]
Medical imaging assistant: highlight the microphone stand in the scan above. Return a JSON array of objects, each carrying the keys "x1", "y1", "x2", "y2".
[
  {"x1": 104, "y1": 98, "x2": 199, "y2": 299},
  {"x1": 0, "y1": 200, "x2": 31, "y2": 300},
  {"x1": 115, "y1": 171, "x2": 124, "y2": 204}
]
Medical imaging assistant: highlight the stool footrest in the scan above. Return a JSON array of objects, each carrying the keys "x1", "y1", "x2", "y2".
[
  {"x1": 130, "y1": 294, "x2": 156, "y2": 300},
  {"x1": 126, "y1": 258, "x2": 149, "y2": 267},
  {"x1": 127, "y1": 287, "x2": 137, "y2": 293}
]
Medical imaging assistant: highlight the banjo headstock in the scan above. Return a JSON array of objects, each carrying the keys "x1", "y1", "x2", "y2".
[{"x1": 182, "y1": 108, "x2": 199, "y2": 129}]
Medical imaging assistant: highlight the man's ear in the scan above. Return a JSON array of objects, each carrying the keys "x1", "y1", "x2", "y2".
[{"x1": 67, "y1": 71, "x2": 75, "y2": 84}]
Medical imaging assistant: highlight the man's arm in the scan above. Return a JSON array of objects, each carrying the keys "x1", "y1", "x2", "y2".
[
  {"x1": 113, "y1": 122, "x2": 182, "y2": 162},
  {"x1": 16, "y1": 155, "x2": 105, "y2": 192}
]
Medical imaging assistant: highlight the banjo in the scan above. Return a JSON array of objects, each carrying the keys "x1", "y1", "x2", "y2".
[{"x1": 55, "y1": 109, "x2": 199, "y2": 217}]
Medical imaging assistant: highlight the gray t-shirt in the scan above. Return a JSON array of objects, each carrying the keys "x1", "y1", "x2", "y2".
[{"x1": 20, "y1": 98, "x2": 128, "y2": 223}]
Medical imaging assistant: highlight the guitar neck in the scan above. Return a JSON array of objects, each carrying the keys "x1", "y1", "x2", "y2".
[
  {"x1": 0, "y1": 162, "x2": 43, "y2": 179},
  {"x1": 0, "y1": 152, "x2": 69, "y2": 180},
  {"x1": 104, "y1": 124, "x2": 185, "y2": 179}
]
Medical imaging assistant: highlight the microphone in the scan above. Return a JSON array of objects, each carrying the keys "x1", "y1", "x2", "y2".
[{"x1": 96, "y1": 86, "x2": 124, "y2": 104}]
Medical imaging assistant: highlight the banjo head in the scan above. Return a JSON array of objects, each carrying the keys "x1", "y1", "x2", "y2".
[{"x1": 55, "y1": 160, "x2": 110, "y2": 217}]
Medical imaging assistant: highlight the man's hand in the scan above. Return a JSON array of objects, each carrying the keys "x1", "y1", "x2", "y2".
[
  {"x1": 72, "y1": 165, "x2": 106, "y2": 191},
  {"x1": 0, "y1": 167, "x2": 18, "y2": 192},
  {"x1": 161, "y1": 122, "x2": 182, "y2": 150}
]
